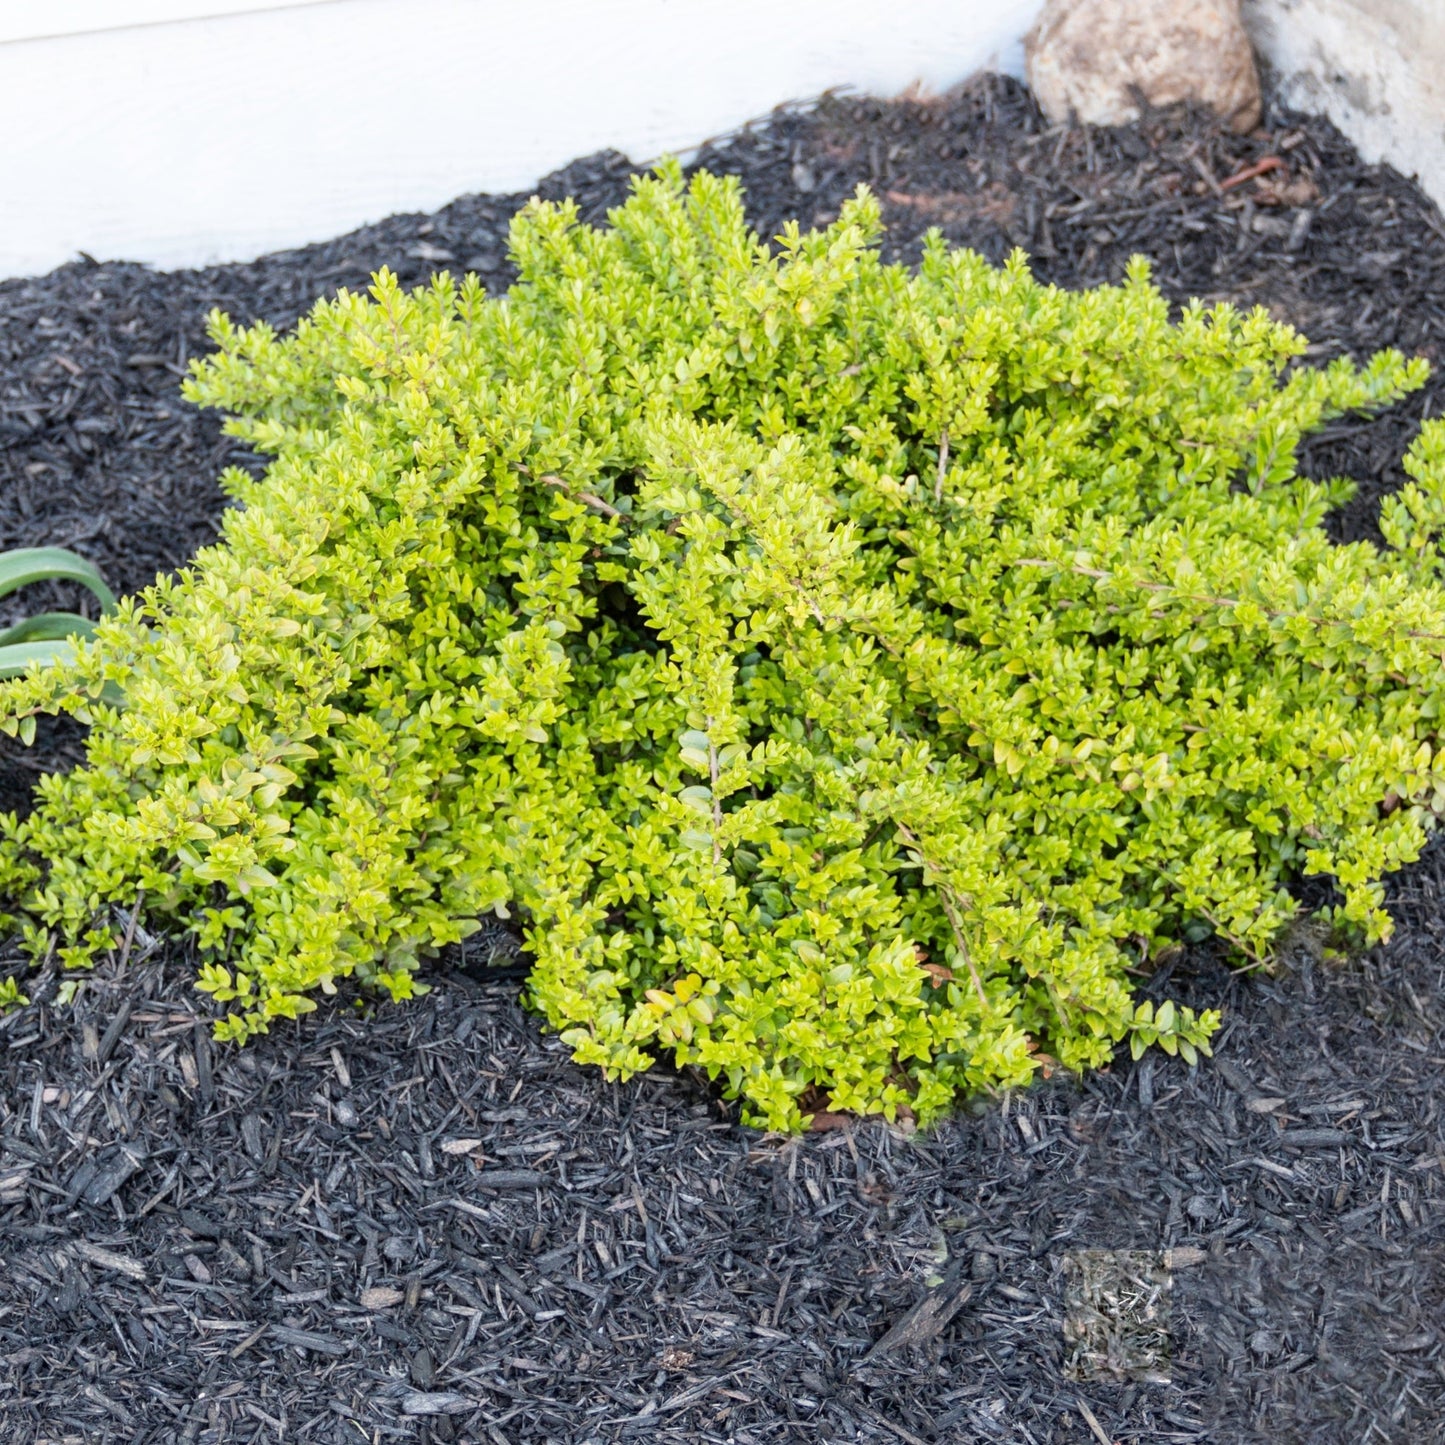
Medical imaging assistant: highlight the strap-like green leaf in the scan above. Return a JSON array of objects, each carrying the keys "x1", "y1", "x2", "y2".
[
  {"x1": 0, "y1": 548, "x2": 117, "y2": 612},
  {"x1": 0, "y1": 612, "x2": 98, "y2": 648},
  {"x1": 0, "y1": 639, "x2": 77, "y2": 680}
]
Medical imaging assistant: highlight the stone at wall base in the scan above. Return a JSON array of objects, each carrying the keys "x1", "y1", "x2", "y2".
[{"x1": 1026, "y1": 0, "x2": 1262, "y2": 134}]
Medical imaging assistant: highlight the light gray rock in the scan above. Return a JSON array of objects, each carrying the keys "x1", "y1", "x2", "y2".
[{"x1": 1026, "y1": 0, "x2": 1262, "y2": 133}]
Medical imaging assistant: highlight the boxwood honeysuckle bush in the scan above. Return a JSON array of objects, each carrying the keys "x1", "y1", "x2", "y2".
[{"x1": 2, "y1": 163, "x2": 1444, "y2": 1129}]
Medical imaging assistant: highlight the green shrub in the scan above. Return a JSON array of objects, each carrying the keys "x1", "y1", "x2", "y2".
[{"x1": 1, "y1": 165, "x2": 1442, "y2": 1128}]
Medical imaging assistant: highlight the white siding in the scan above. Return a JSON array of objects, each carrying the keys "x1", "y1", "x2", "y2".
[
  {"x1": 0, "y1": 0, "x2": 1042, "y2": 278},
  {"x1": 0, "y1": 2, "x2": 340, "y2": 45}
]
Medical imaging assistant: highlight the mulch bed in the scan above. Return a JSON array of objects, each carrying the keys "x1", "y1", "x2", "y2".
[{"x1": 2, "y1": 73, "x2": 1444, "y2": 1444}]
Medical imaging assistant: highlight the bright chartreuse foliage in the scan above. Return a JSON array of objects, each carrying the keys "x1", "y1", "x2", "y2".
[{"x1": 2, "y1": 164, "x2": 1444, "y2": 1129}]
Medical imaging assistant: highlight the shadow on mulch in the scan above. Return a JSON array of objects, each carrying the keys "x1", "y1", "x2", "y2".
[{"x1": 1, "y1": 73, "x2": 1444, "y2": 1444}]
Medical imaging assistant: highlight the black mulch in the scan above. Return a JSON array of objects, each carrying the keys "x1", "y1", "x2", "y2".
[{"x1": 2, "y1": 73, "x2": 1445, "y2": 1444}]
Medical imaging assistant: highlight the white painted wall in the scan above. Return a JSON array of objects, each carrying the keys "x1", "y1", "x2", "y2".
[
  {"x1": 0, "y1": 1, "x2": 339, "y2": 45},
  {"x1": 0, "y1": 0, "x2": 1043, "y2": 279},
  {"x1": 1244, "y1": 0, "x2": 1445, "y2": 208}
]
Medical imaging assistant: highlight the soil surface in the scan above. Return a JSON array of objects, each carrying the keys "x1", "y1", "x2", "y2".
[{"x1": 2, "y1": 75, "x2": 1444, "y2": 1444}]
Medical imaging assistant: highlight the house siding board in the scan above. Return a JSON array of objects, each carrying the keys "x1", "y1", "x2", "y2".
[{"x1": 0, "y1": 0, "x2": 1041, "y2": 277}]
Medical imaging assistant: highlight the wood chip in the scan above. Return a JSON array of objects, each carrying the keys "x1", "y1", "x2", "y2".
[
  {"x1": 69, "y1": 1241, "x2": 146, "y2": 1280},
  {"x1": 360, "y1": 1286, "x2": 405, "y2": 1310},
  {"x1": 400, "y1": 1390, "x2": 475, "y2": 1415},
  {"x1": 269, "y1": 1325, "x2": 349, "y2": 1356}
]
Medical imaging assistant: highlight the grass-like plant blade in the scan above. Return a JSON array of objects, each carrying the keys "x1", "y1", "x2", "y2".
[
  {"x1": 0, "y1": 612, "x2": 98, "y2": 648},
  {"x1": 0, "y1": 639, "x2": 78, "y2": 680},
  {"x1": 0, "y1": 548, "x2": 117, "y2": 612}
]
